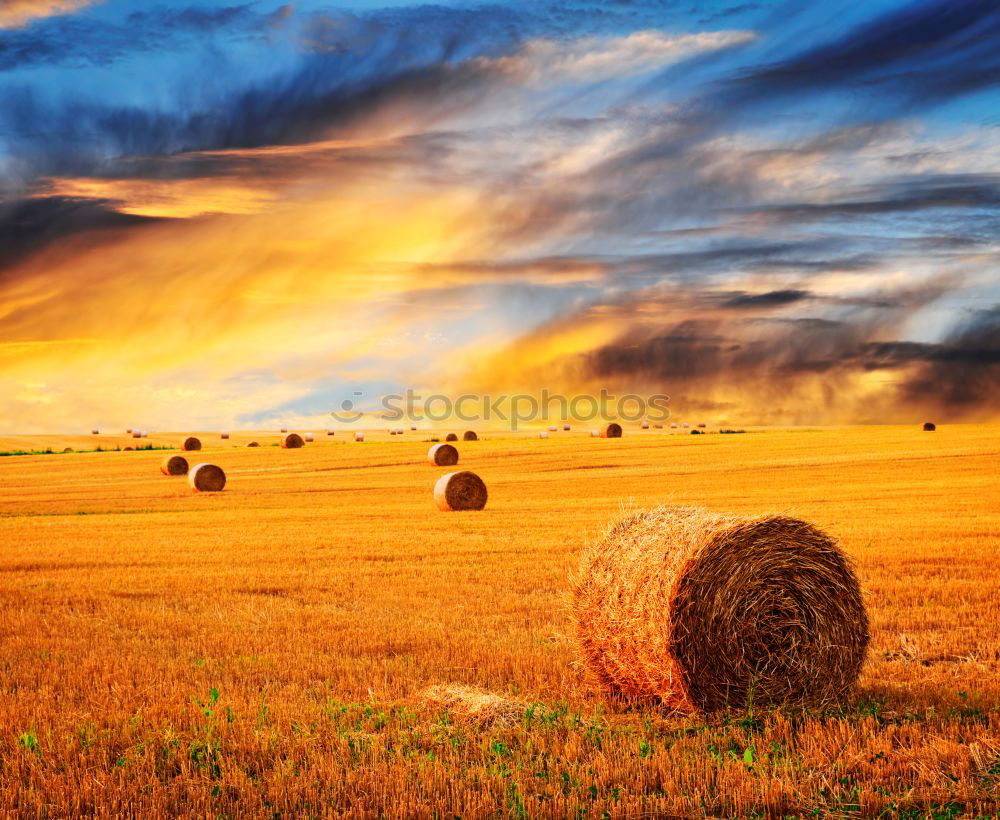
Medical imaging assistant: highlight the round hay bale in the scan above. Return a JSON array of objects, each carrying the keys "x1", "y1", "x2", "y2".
[
  {"x1": 63, "y1": 447, "x2": 74, "y2": 453},
  {"x1": 126, "y1": 428, "x2": 132, "y2": 434},
  {"x1": 539, "y1": 431, "x2": 549, "y2": 439},
  {"x1": 246, "y1": 441, "x2": 259, "y2": 447},
  {"x1": 188, "y1": 463, "x2": 226, "y2": 492},
  {"x1": 698, "y1": 422, "x2": 707, "y2": 428},
  {"x1": 601, "y1": 423, "x2": 622, "y2": 439},
  {"x1": 590, "y1": 429, "x2": 600, "y2": 437},
  {"x1": 641, "y1": 421, "x2": 650, "y2": 429},
  {"x1": 548, "y1": 425, "x2": 558, "y2": 432},
  {"x1": 923, "y1": 422, "x2": 936, "y2": 432},
  {"x1": 91, "y1": 429, "x2": 99, "y2": 435},
  {"x1": 670, "y1": 423, "x2": 678, "y2": 429},
  {"x1": 132, "y1": 431, "x2": 143, "y2": 439},
  {"x1": 563, "y1": 424, "x2": 571, "y2": 431},
  {"x1": 682, "y1": 422, "x2": 690, "y2": 428},
  {"x1": 445, "y1": 433, "x2": 459, "y2": 442},
  {"x1": 220, "y1": 432, "x2": 230, "y2": 440},
  {"x1": 304, "y1": 432, "x2": 315, "y2": 442},
  {"x1": 354, "y1": 431, "x2": 365, "y2": 442},
  {"x1": 428, "y1": 443, "x2": 459, "y2": 467},
  {"x1": 327, "y1": 430, "x2": 335, "y2": 436},
  {"x1": 573, "y1": 506, "x2": 868, "y2": 712},
  {"x1": 410, "y1": 425, "x2": 417, "y2": 431},
  {"x1": 181, "y1": 437, "x2": 202, "y2": 452},
  {"x1": 160, "y1": 455, "x2": 189, "y2": 476},
  {"x1": 280, "y1": 427, "x2": 288, "y2": 433},
  {"x1": 123, "y1": 446, "x2": 134, "y2": 451},
  {"x1": 434, "y1": 471, "x2": 488, "y2": 511},
  {"x1": 281, "y1": 433, "x2": 305, "y2": 449},
  {"x1": 463, "y1": 430, "x2": 478, "y2": 441},
  {"x1": 653, "y1": 423, "x2": 663, "y2": 429}
]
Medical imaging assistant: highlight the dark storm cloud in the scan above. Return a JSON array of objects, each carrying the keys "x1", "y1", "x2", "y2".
[
  {"x1": 720, "y1": 289, "x2": 811, "y2": 308},
  {"x1": 0, "y1": 195, "x2": 160, "y2": 274}
]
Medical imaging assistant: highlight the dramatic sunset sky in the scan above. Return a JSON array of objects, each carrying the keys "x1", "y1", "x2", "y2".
[{"x1": 1, "y1": 0, "x2": 998, "y2": 431}]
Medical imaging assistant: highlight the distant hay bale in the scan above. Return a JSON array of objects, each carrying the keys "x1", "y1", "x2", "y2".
[
  {"x1": 653, "y1": 423, "x2": 663, "y2": 429},
  {"x1": 421, "y1": 684, "x2": 523, "y2": 727},
  {"x1": 539, "y1": 431, "x2": 549, "y2": 439},
  {"x1": 563, "y1": 424, "x2": 571, "y2": 431},
  {"x1": 601, "y1": 423, "x2": 623, "y2": 439},
  {"x1": 247, "y1": 441, "x2": 260, "y2": 447},
  {"x1": 698, "y1": 423, "x2": 707, "y2": 429},
  {"x1": 445, "y1": 433, "x2": 459, "y2": 442},
  {"x1": 354, "y1": 431, "x2": 365, "y2": 442},
  {"x1": 463, "y1": 430, "x2": 478, "y2": 441},
  {"x1": 91, "y1": 429, "x2": 99, "y2": 435},
  {"x1": 160, "y1": 455, "x2": 189, "y2": 476},
  {"x1": 181, "y1": 437, "x2": 202, "y2": 452},
  {"x1": 389, "y1": 430, "x2": 397, "y2": 436},
  {"x1": 132, "y1": 431, "x2": 143, "y2": 439},
  {"x1": 923, "y1": 422, "x2": 936, "y2": 432},
  {"x1": 188, "y1": 463, "x2": 227, "y2": 492},
  {"x1": 682, "y1": 422, "x2": 690, "y2": 428},
  {"x1": 670, "y1": 423, "x2": 678, "y2": 429},
  {"x1": 220, "y1": 432, "x2": 230, "y2": 440},
  {"x1": 303, "y1": 432, "x2": 314, "y2": 442},
  {"x1": 410, "y1": 425, "x2": 418, "y2": 431},
  {"x1": 428, "y1": 443, "x2": 459, "y2": 467},
  {"x1": 548, "y1": 425, "x2": 558, "y2": 432},
  {"x1": 280, "y1": 427, "x2": 288, "y2": 433},
  {"x1": 63, "y1": 447, "x2": 74, "y2": 453},
  {"x1": 590, "y1": 430, "x2": 600, "y2": 437},
  {"x1": 126, "y1": 428, "x2": 133, "y2": 434},
  {"x1": 327, "y1": 430, "x2": 335, "y2": 436},
  {"x1": 573, "y1": 506, "x2": 869, "y2": 712},
  {"x1": 434, "y1": 471, "x2": 488, "y2": 511},
  {"x1": 281, "y1": 433, "x2": 305, "y2": 449},
  {"x1": 123, "y1": 446, "x2": 133, "y2": 451},
  {"x1": 641, "y1": 421, "x2": 650, "y2": 429}
]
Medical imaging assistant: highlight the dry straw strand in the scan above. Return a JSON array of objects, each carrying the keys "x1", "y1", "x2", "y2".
[
  {"x1": 434, "y1": 471, "x2": 488, "y2": 511},
  {"x1": 160, "y1": 455, "x2": 189, "y2": 476},
  {"x1": 428, "y1": 443, "x2": 459, "y2": 467},
  {"x1": 188, "y1": 463, "x2": 227, "y2": 492},
  {"x1": 572, "y1": 506, "x2": 869, "y2": 713}
]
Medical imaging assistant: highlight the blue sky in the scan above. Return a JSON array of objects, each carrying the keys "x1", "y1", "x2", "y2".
[{"x1": 0, "y1": 0, "x2": 998, "y2": 430}]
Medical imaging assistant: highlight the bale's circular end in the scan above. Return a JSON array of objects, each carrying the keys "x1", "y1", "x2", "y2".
[
  {"x1": 281, "y1": 433, "x2": 305, "y2": 449},
  {"x1": 923, "y1": 422, "x2": 936, "y2": 431},
  {"x1": 573, "y1": 506, "x2": 869, "y2": 712},
  {"x1": 434, "y1": 471, "x2": 488, "y2": 511},
  {"x1": 601, "y1": 423, "x2": 622, "y2": 438},
  {"x1": 160, "y1": 455, "x2": 189, "y2": 476},
  {"x1": 189, "y1": 463, "x2": 226, "y2": 492},
  {"x1": 428, "y1": 443, "x2": 459, "y2": 467},
  {"x1": 445, "y1": 433, "x2": 459, "y2": 442},
  {"x1": 181, "y1": 437, "x2": 202, "y2": 452},
  {"x1": 463, "y1": 430, "x2": 478, "y2": 441}
]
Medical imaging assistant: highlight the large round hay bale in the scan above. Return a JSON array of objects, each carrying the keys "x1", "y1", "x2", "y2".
[
  {"x1": 304, "y1": 432, "x2": 314, "y2": 442},
  {"x1": 445, "y1": 433, "x2": 459, "y2": 442},
  {"x1": 573, "y1": 506, "x2": 868, "y2": 712},
  {"x1": 601, "y1": 423, "x2": 622, "y2": 438},
  {"x1": 181, "y1": 437, "x2": 202, "y2": 452},
  {"x1": 434, "y1": 471, "x2": 488, "y2": 511},
  {"x1": 354, "y1": 431, "x2": 365, "y2": 442},
  {"x1": 463, "y1": 430, "x2": 478, "y2": 441},
  {"x1": 189, "y1": 463, "x2": 226, "y2": 492},
  {"x1": 428, "y1": 443, "x2": 459, "y2": 467},
  {"x1": 247, "y1": 441, "x2": 259, "y2": 447},
  {"x1": 160, "y1": 455, "x2": 189, "y2": 476},
  {"x1": 281, "y1": 433, "x2": 305, "y2": 449},
  {"x1": 923, "y1": 422, "x2": 936, "y2": 432}
]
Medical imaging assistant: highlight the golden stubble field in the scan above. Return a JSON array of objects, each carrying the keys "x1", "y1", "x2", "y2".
[{"x1": 0, "y1": 425, "x2": 998, "y2": 816}]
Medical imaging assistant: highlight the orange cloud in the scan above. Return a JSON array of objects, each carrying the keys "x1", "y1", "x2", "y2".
[{"x1": 0, "y1": 0, "x2": 97, "y2": 28}]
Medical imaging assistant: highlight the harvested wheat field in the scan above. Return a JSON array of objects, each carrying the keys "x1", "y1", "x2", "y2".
[{"x1": 1, "y1": 425, "x2": 999, "y2": 816}]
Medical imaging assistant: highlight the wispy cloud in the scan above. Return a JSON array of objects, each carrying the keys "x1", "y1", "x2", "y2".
[{"x1": 0, "y1": 0, "x2": 96, "y2": 29}]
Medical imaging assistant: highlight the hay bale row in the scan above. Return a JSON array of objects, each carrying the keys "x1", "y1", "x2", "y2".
[
  {"x1": 573, "y1": 506, "x2": 868, "y2": 712},
  {"x1": 428, "y1": 443, "x2": 459, "y2": 467},
  {"x1": 434, "y1": 471, "x2": 487, "y2": 511},
  {"x1": 189, "y1": 463, "x2": 226, "y2": 492}
]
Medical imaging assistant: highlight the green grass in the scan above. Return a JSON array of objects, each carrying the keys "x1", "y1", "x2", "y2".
[{"x1": 0, "y1": 444, "x2": 172, "y2": 457}]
